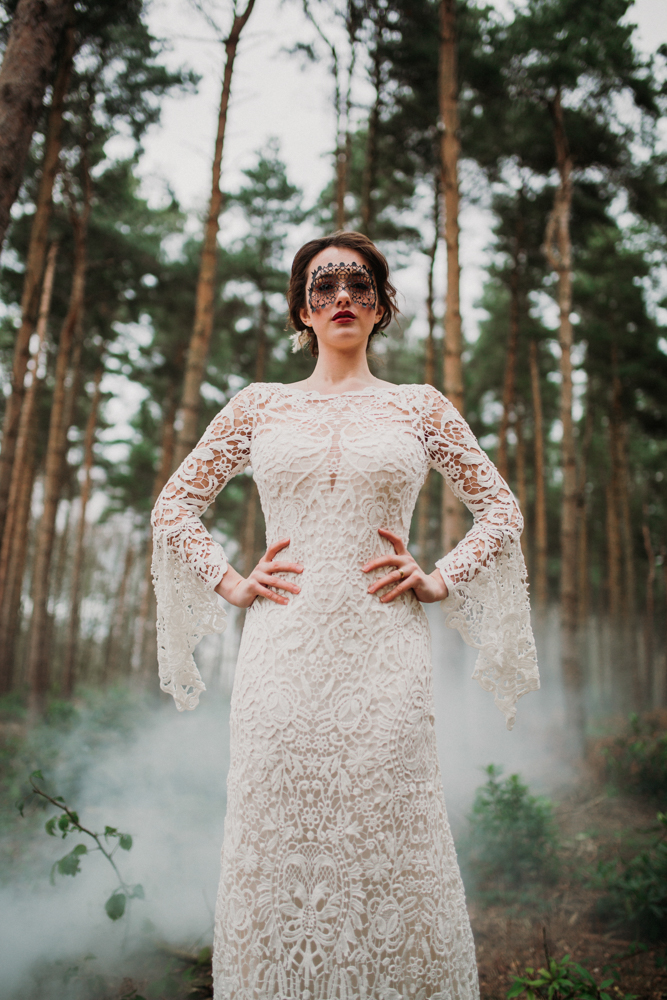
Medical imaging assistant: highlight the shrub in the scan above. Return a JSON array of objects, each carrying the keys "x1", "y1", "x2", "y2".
[
  {"x1": 601, "y1": 713, "x2": 667, "y2": 799},
  {"x1": 592, "y1": 811, "x2": 667, "y2": 942},
  {"x1": 465, "y1": 765, "x2": 559, "y2": 890},
  {"x1": 508, "y1": 952, "x2": 635, "y2": 1000}
]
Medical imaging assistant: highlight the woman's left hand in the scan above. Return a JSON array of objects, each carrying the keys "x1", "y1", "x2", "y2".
[{"x1": 362, "y1": 528, "x2": 449, "y2": 604}]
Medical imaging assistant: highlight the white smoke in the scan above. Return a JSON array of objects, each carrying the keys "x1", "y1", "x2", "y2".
[{"x1": 0, "y1": 609, "x2": 570, "y2": 997}]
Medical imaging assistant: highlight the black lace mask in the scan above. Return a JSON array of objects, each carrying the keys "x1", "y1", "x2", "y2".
[{"x1": 308, "y1": 262, "x2": 377, "y2": 313}]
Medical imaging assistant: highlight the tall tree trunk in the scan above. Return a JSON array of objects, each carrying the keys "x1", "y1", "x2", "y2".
[
  {"x1": 360, "y1": 19, "x2": 383, "y2": 237},
  {"x1": 642, "y1": 514, "x2": 655, "y2": 708},
  {"x1": 606, "y1": 477, "x2": 621, "y2": 620},
  {"x1": 438, "y1": 0, "x2": 465, "y2": 555},
  {"x1": 543, "y1": 89, "x2": 582, "y2": 734},
  {"x1": 0, "y1": 27, "x2": 75, "y2": 537},
  {"x1": 27, "y1": 174, "x2": 90, "y2": 713},
  {"x1": 529, "y1": 340, "x2": 548, "y2": 610},
  {"x1": 173, "y1": 0, "x2": 256, "y2": 469},
  {"x1": 0, "y1": 240, "x2": 57, "y2": 612},
  {"x1": 61, "y1": 364, "x2": 102, "y2": 696},
  {"x1": 576, "y1": 397, "x2": 593, "y2": 626},
  {"x1": 0, "y1": 0, "x2": 73, "y2": 249},
  {"x1": 498, "y1": 249, "x2": 522, "y2": 481},
  {"x1": 417, "y1": 181, "x2": 440, "y2": 567},
  {"x1": 515, "y1": 407, "x2": 528, "y2": 562},
  {"x1": 104, "y1": 544, "x2": 135, "y2": 682},
  {"x1": 133, "y1": 379, "x2": 180, "y2": 674},
  {"x1": 0, "y1": 410, "x2": 38, "y2": 693},
  {"x1": 242, "y1": 297, "x2": 269, "y2": 577}
]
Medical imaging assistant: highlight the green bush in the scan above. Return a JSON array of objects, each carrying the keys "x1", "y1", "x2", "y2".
[
  {"x1": 465, "y1": 765, "x2": 559, "y2": 890},
  {"x1": 508, "y1": 953, "x2": 635, "y2": 1000},
  {"x1": 601, "y1": 713, "x2": 667, "y2": 799},
  {"x1": 592, "y1": 811, "x2": 667, "y2": 942}
]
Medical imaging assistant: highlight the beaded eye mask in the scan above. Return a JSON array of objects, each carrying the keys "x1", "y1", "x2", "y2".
[{"x1": 308, "y1": 262, "x2": 377, "y2": 312}]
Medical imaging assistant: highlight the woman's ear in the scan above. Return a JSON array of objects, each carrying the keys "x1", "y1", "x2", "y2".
[{"x1": 299, "y1": 305, "x2": 312, "y2": 329}]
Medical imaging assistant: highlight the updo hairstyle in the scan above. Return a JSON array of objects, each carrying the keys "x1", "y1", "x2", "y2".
[{"x1": 287, "y1": 230, "x2": 399, "y2": 357}]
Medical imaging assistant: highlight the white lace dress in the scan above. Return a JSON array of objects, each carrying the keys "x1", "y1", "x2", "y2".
[{"x1": 151, "y1": 382, "x2": 538, "y2": 1000}]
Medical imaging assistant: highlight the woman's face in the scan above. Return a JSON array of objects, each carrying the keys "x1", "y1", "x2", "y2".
[{"x1": 299, "y1": 246, "x2": 384, "y2": 353}]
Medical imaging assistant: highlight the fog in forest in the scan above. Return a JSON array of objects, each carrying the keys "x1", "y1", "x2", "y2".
[{"x1": 0, "y1": 608, "x2": 575, "y2": 998}]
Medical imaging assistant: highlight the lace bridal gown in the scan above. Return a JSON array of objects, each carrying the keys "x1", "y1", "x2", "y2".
[{"x1": 152, "y1": 382, "x2": 538, "y2": 1000}]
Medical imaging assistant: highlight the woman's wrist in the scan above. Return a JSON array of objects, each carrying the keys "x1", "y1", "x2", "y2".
[{"x1": 214, "y1": 564, "x2": 244, "y2": 602}]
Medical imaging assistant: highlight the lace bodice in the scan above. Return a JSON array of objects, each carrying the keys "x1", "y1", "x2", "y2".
[{"x1": 152, "y1": 382, "x2": 538, "y2": 728}]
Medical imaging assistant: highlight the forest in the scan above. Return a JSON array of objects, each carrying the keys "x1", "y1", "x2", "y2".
[{"x1": 0, "y1": 0, "x2": 667, "y2": 997}]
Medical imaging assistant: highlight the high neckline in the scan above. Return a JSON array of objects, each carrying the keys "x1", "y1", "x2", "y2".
[{"x1": 281, "y1": 382, "x2": 408, "y2": 399}]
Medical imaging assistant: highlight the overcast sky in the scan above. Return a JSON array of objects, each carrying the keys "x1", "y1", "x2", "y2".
[{"x1": 130, "y1": 0, "x2": 667, "y2": 345}]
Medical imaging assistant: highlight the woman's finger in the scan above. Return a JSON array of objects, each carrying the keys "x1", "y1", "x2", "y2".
[
  {"x1": 378, "y1": 527, "x2": 407, "y2": 554},
  {"x1": 255, "y1": 583, "x2": 289, "y2": 604},
  {"x1": 361, "y1": 554, "x2": 406, "y2": 573},
  {"x1": 367, "y1": 569, "x2": 406, "y2": 594},
  {"x1": 266, "y1": 561, "x2": 303, "y2": 575},
  {"x1": 378, "y1": 573, "x2": 419, "y2": 603},
  {"x1": 255, "y1": 571, "x2": 300, "y2": 594},
  {"x1": 265, "y1": 538, "x2": 291, "y2": 561}
]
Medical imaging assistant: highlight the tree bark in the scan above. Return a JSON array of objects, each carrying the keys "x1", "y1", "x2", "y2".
[
  {"x1": 515, "y1": 407, "x2": 528, "y2": 562},
  {"x1": 173, "y1": 0, "x2": 256, "y2": 468},
  {"x1": 0, "y1": 239, "x2": 57, "y2": 614},
  {"x1": 0, "y1": 0, "x2": 73, "y2": 250},
  {"x1": 642, "y1": 514, "x2": 655, "y2": 707},
  {"x1": 27, "y1": 171, "x2": 90, "y2": 713},
  {"x1": 498, "y1": 246, "x2": 522, "y2": 482},
  {"x1": 61, "y1": 363, "x2": 103, "y2": 696},
  {"x1": 0, "y1": 25, "x2": 76, "y2": 538},
  {"x1": 438, "y1": 0, "x2": 465, "y2": 555},
  {"x1": 242, "y1": 295, "x2": 269, "y2": 577},
  {"x1": 576, "y1": 397, "x2": 593, "y2": 626},
  {"x1": 104, "y1": 543, "x2": 135, "y2": 682},
  {"x1": 360, "y1": 18, "x2": 383, "y2": 237},
  {"x1": 417, "y1": 183, "x2": 440, "y2": 567},
  {"x1": 132, "y1": 379, "x2": 180, "y2": 674},
  {"x1": 529, "y1": 339, "x2": 548, "y2": 610},
  {"x1": 543, "y1": 88, "x2": 582, "y2": 734},
  {"x1": 0, "y1": 409, "x2": 38, "y2": 693}
]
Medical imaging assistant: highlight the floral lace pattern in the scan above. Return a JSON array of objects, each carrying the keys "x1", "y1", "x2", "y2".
[{"x1": 152, "y1": 382, "x2": 539, "y2": 999}]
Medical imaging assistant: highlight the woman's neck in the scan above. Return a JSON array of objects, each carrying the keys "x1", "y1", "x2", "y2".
[{"x1": 302, "y1": 346, "x2": 389, "y2": 394}]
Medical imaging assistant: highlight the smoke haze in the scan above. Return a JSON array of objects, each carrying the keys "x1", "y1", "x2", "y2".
[{"x1": 0, "y1": 609, "x2": 571, "y2": 997}]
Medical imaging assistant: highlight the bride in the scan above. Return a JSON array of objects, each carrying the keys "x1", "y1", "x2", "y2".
[{"x1": 151, "y1": 230, "x2": 539, "y2": 1000}]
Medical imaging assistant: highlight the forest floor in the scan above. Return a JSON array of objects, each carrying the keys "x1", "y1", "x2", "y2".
[
  {"x1": 1, "y1": 696, "x2": 666, "y2": 1000},
  {"x1": 107, "y1": 763, "x2": 667, "y2": 1000},
  {"x1": 470, "y1": 755, "x2": 667, "y2": 1000}
]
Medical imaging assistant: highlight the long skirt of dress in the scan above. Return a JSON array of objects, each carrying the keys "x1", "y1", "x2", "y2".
[{"x1": 212, "y1": 584, "x2": 479, "y2": 1000}]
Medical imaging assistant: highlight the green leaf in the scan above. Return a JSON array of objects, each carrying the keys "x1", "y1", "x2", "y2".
[
  {"x1": 56, "y1": 849, "x2": 84, "y2": 877},
  {"x1": 69, "y1": 811, "x2": 79, "y2": 826},
  {"x1": 45, "y1": 817, "x2": 57, "y2": 837},
  {"x1": 16, "y1": 799, "x2": 24, "y2": 816},
  {"x1": 119, "y1": 834, "x2": 133, "y2": 851},
  {"x1": 130, "y1": 883, "x2": 144, "y2": 899},
  {"x1": 104, "y1": 826, "x2": 118, "y2": 838},
  {"x1": 58, "y1": 814, "x2": 70, "y2": 833},
  {"x1": 72, "y1": 844, "x2": 88, "y2": 856},
  {"x1": 30, "y1": 770, "x2": 44, "y2": 781},
  {"x1": 105, "y1": 892, "x2": 127, "y2": 921}
]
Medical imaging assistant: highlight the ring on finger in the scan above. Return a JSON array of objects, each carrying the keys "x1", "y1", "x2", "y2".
[{"x1": 398, "y1": 569, "x2": 405, "y2": 581}]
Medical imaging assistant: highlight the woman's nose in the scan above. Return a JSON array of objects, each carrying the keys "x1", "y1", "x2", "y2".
[{"x1": 335, "y1": 283, "x2": 352, "y2": 307}]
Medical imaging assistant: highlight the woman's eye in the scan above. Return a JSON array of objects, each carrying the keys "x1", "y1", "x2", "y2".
[
  {"x1": 314, "y1": 281, "x2": 335, "y2": 293},
  {"x1": 351, "y1": 281, "x2": 371, "y2": 292}
]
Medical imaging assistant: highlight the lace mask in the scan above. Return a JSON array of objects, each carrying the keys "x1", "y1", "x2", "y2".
[{"x1": 308, "y1": 262, "x2": 377, "y2": 312}]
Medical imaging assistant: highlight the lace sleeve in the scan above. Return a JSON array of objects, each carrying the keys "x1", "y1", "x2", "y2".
[
  {"x1": 150, "y1": 385, "x2": 254, "y2": 711},
  {"x1": 422, "y1": 385, "x2": 539, "y2": 730}
]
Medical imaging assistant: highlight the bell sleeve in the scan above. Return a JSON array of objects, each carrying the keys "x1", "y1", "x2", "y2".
[
  {"x1": 150, "y1": 384, "x2": 254, "y2": 711},
  {"x1": 422, "y1": 385, "x2": 539, "y2": 730}
]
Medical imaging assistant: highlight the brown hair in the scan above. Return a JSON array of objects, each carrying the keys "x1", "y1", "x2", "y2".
[{"x1": 287, "y1": 230, "x2": 399, "y2": 356}]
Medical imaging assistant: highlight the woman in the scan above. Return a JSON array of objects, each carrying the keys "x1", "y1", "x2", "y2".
[{"x1": 151, "y1": 231, "x2": 538, "y2": 1000}]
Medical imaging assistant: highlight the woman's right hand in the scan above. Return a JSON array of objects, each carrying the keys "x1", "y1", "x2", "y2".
[{"x1": 214, "y1": 538, "x2": 303, "y2": 608}]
